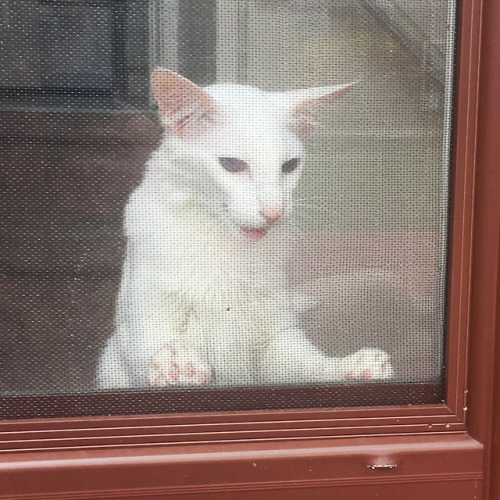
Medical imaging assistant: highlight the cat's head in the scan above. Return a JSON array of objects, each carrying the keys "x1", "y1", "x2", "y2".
[{"x1": 152, "y1": 69, "x2": 352, "y2": 241}]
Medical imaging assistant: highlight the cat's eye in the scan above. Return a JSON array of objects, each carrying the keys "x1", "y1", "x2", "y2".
[
  {"x1": 219, "y1": 157, "x2": 249, "y2": 173},
  {"x1": 281, "y1": 158, "x2": 301, "y2": 173}
]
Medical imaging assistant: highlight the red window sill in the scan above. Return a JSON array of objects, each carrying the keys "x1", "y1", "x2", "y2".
[{"x1": 0, "y1": 433, "x2": 483, "y2": 499}]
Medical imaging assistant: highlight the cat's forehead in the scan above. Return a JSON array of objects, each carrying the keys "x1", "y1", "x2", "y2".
[
  {"x1": 204, "y1": 83, "x2": 276, "y2": 109},
  {"x1": 204, "y1": 83, "x2": 301, "y2": 150},
  {"x1": 204, "y1": 84, "x2": 288, "y2": 125}
]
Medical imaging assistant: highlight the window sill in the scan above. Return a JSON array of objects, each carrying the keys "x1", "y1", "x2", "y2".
[{"x1": 0, "y1": 433, "x2": 483, "y2": 499}]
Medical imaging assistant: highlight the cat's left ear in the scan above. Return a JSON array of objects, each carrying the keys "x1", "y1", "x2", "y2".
[
  {"x1": 152, "y1": 69, "x2": 219, "y2": 138},
  {"x1": 278, "y1": 83, "x2": 354, "y2": 137}
]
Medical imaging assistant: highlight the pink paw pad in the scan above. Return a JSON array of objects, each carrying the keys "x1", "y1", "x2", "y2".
[
  {"x1": 149, "y1": 345, "x2": 212, "y2": 387},
  {"x1": 343, "y1": 348, "x2": 394, "y2": 381}
]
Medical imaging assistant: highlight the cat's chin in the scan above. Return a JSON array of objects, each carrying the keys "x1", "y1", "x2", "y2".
[{"x1": 240, "y1": 227, "x2": 268, "y2": 241}]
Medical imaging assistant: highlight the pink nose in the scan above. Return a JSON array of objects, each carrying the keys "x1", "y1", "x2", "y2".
[{"x1": 260, "y1": 206, "x2": 284, "y2": 224}]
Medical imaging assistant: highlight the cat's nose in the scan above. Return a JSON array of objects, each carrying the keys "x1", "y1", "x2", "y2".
[{"x1": 260, "y1": 206, "x2": 284, "y2": 224}]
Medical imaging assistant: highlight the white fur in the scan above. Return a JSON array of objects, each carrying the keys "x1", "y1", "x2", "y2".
[{"x1": 97, "y1": 73, "x2": 392, "y2": 389}]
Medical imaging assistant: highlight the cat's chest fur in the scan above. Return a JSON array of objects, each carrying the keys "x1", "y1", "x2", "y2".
[
  {"x1": 125, "y1": 180, "x2": 290, "y2": 294},
  {"x1": 123, "y1": 178, "x2": 296, "y2": 337},
  {"x1": 120, "y1": 182, "x2": 296, "y2": 385}
]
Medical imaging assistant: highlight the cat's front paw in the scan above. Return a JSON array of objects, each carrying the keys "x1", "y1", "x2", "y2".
[
  {"x1": 149, "y1": 345, "x2": 213, "y2": 387},
  {"x1": 342, "y1": 348, "x2": 394, "y2": 381}
]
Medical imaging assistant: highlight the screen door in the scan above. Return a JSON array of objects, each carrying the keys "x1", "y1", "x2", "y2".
[{"x1": 0, "y1": 0, "x2": 457, "y2": 415}]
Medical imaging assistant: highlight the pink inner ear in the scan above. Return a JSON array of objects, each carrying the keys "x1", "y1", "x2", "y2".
[
  {"x1": 152, "y1": 70, "x2": 218, "y2": 137},
  {"x1": 291, "y1": 85, "x2": 352, "y2": 137},
  {"x1": 291, "y1": 104, "x2": 321, "y2": 137}
]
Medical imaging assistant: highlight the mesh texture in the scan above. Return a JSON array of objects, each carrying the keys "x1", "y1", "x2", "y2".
[{"x1": 0, "y1": 0, "x2": 456, "y2": 415}]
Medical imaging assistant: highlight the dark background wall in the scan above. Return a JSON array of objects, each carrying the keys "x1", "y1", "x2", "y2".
[{"x1": 0, "y1": 112, "x2": 161, "y2": 394}]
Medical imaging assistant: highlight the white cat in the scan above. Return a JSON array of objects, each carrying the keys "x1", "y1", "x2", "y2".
[{"x1": 97, "y1": 69, "x2": 393, "y2": 389}]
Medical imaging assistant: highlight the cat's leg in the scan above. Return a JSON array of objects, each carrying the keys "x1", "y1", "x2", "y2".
[
  {"x1": 112, "y1": 285, "x2": 214, "y2": 388},
  {"x1": 259, "y1": 327, "x2": 393, "y2": 384},
  {"x1": 96, "y1": 334, "x2": 131, "y2": 389}
]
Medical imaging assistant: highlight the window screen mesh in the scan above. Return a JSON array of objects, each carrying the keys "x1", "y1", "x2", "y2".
[{"x1": 0, "y1": 0, "x2": 456, "y2": 414}]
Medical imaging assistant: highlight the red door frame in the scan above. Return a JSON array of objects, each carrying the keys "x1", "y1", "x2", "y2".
[{"x1": 0, "y1": 0, "x2": 499, "y2": 497}]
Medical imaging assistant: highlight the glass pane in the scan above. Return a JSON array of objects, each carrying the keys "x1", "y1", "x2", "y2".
[
  {"x1": 0, "y1": 1, "x2": 114, "y2": 91},
  {"x1": 39, "y1": 3, "x2": 114, "y2": 90},
  {"x1": 0, "y1": 1, "x2": 41, "y2": 88},
  {"x1": 0, "y1": 0, "x2": 457, "y2": 412}
]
